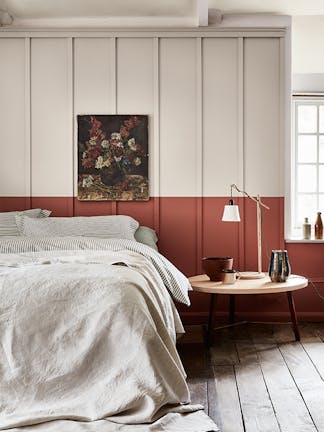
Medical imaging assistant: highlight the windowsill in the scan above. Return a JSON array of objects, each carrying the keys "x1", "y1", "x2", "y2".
[{"x1": 285, "y1": 239, "x2": 324, "y2": 243}]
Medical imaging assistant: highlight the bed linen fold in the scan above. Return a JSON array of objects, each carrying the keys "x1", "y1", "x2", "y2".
[
  {"x1": 0, "y1": 249, "x2": 219, "y2": 432},
  {"x1": 0, "y1": 237, "x2": 191, "y2": 305}
]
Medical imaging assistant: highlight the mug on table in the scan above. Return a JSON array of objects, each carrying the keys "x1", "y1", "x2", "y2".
[{"x1": 221, "y1": 269, "x2": 240, "y2": 284}]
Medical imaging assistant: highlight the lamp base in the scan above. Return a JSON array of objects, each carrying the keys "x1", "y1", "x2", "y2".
[{"x1": 239, "y1": 271, "x2": 266, "y2": 280}]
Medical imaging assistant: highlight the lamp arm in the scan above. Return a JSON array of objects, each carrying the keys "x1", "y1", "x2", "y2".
[{"x1": 230, "y1": 184, "x2": 270, "y2": 210}]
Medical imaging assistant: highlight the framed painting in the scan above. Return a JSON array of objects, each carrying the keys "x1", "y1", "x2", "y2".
[{"x1": 77, "y1": 115, "x2": 149, "y2": 201}]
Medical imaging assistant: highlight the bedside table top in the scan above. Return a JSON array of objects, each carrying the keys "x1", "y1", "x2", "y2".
[{"x1": 189, "y1": 274, "x2": 308, "y2": 295}]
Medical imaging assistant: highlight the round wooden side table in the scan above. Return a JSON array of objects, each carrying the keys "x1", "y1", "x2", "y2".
[{"x1": 189, "y1": 274, "x2": 308, "y2": 347}]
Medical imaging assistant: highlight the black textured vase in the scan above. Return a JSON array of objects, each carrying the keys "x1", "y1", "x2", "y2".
[
  {"x1": 100, "y1": 166, "x2": 123, "y2": 186},
  {"x1": 269, "y1": 250, "x2": 291, "y2": 282}
]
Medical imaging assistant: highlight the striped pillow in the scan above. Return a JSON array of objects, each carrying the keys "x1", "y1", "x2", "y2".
[
  {"x1": 0, "y1": 209, "x2": 51, "y2": 237},
  {"x1": 15, "y1": 215, "x2": 139, "y2": 240}
]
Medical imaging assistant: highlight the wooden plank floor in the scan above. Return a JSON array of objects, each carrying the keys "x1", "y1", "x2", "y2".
[{"x1": 177, "y1": 323, "x2": 324, "y2": 432}]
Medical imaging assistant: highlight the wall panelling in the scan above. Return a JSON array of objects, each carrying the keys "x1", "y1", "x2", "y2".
[{"x1": 2, "y1": 29, "x2": 320, "y2": 321}]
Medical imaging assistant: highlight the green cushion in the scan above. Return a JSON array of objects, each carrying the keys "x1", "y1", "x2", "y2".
[{"x1": 134, "y1": 226, "x2": 158, "y2": 251}]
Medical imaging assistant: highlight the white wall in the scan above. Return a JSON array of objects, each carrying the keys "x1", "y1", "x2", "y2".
[
  {"x1": 31, "y1": 38, "x2": 73, "y2": 197},
  {"x1": 0, "y1": 30, "x2": 285, "y2": 198},
  {"x1": 292, "y1": 16, "x2": 324, "y2": 97},
  {"x1": 292, "y1": 16, "x2": 324, "y2": 74},
  {"x1": 0, "y1": 39, "x2": 28, "y2": 196}
]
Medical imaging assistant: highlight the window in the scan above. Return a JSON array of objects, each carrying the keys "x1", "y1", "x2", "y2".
[{"x1": 291, "y1": 97, "x2": 324, "y2": 239}]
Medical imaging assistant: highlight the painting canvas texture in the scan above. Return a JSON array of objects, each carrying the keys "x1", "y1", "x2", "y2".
[{"x1": 78, "y1": 115, "x2": 149, "y2": 201}]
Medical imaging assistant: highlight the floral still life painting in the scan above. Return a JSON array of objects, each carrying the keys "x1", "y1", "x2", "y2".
[{"x1": 77, "y1": 115, "x2": 149, "y2": 201}]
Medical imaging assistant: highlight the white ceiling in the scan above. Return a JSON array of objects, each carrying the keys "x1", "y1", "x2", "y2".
[
  {"x1": 209, "y1": 0, "x2": 324, "y2": 16},
  {"x1": 0, "y1": 0, "x2": 196, "y2": 18},
  {"x1": 0, "y1": 0, "x2": 200, "y2": 27},
  {"x1": 1, "y1": 0, "x2": 324, "y2": 28}
]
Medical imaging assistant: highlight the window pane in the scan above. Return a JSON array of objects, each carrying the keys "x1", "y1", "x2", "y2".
[
  {"x1": 319, "y1": 195, "x2": 324, "y2": 212},
  {"x1": 320, "y1": 106, "x2": 324, "y2": 133},
  {"x1": 298, "y1": 135, "x2": 317, "y2": 162},
  {"x1": 319, "y1": 165, "x2": 324, "y2": 192},
  {"x1": 296, "y1": 194, "x2": 317, "y2": 226},
  {"x1": 319, "y1": 136, "x2": 324, "y2": 162},
  {"x1": 298, "y1": 165, "x2": 317, "y2": 192},
  {"x1": 298, "y1": 105, "x2": 317, "y2": 133}
]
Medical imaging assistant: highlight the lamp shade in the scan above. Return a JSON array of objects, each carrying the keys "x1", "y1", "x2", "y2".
[{"x1": 222, "y1": 204, "x2": 241, "y2": 222}]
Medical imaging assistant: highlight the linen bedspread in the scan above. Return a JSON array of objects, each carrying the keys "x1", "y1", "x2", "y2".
[{"x1": 0, "y1": 249, "x2": 218, "y2": 431}]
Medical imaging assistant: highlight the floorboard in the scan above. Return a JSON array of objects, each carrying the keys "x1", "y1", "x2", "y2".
[
  {"x1": 278, "y1": 341, "x2": 324, "y2": 431},
  {"x1": 178, "y1": 322, "x2": 324, "y2": 432},
  {"x1": 235, "y1": 363, "x2": 280, "y2": 432},
  {"x1": 300, "y1": 324, "x2": 324, "y2": 381},
  {"x1": 210, "y1": 339, "x2": 239, "y2": 366},
  {"x1": 211, "y1": 365, "x2": 245, "y2": 432},
  {"x1": 311, "y1": 322, "x2": 324, "y2": 341},
  {"x1": 187, "y1": 370, "x2": 209, "y2": 413},
  {"x1": 255, "y1": 342, "x2": 316, "y2": 432}
]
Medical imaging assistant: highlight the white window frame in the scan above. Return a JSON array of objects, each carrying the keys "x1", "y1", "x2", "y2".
[{"x1": 289, "y1": 95, "x2": 324, "y2": 240}]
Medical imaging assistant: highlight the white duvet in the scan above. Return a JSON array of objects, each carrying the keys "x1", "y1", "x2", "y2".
[{"x1": 0, "y1": 249, "x2": 218, "y2": 432}]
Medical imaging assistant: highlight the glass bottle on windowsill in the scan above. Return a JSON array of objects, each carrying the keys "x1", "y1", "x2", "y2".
[
  {"x1": 302, "y1": 217, "x2": 311, "y2": 240},
  {"x1": 315, "y1": 212, "x2": 323, "y2": 240}
]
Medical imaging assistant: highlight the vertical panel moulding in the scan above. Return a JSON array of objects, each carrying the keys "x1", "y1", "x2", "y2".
[
  {"x1": 279, "y1": 35, "x2": 286, "y2": 249},
  {"x1": 67, "y1": 37, "x2": 74, "y2": 216},
  {"x1": 153, "y1": 37, "x2": 160, "y2": 235},
  {"x1": 24, "y1": 37, "x2": 31, "y2": 208},
  {"x1": 238, "y1": 37, "x2": 246, "y2": 271},
  {"x1": 196, "y1": 37, "x2": 203, "y2": 275},
  {"x1": 283, "y1": 28, "x2": 292, "y2": 244},
  {"x1": 111, "y1": 37, "x2": 117, "y2": 215},
  {"x1": 72, "y1": 37, "x2": 78, "y2": 214}
]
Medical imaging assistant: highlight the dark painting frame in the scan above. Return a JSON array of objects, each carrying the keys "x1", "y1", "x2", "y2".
[{"x1": 77, "y1": 115, "x2": 149, "y2": 201}]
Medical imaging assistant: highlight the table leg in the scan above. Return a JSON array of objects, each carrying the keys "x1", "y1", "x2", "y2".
[
  {"x1": 229, "y1": 294, "x2": 235, "y2": 324},
  {"x1": 207, "y1": 293, "x2": 218, "y2": 347},
  {"x1": 287, "y1": 291, "x2": 300, "y2": 341}
]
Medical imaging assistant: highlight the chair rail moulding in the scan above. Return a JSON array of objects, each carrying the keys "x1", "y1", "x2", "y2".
[
  {"x1": 0, "y1": 30, "x2": 287, "y2": 39},
  {"x1": 0, "y1": 14, "x2": 290, "y2": 38}
]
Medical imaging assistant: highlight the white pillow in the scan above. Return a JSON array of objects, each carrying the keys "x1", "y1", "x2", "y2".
[
  {"x1": 0, "y1": 209, "x2": 51, "y2": 236},
  {"x1": 15, "y1": 215, "x2": 139, "y2": 240}
]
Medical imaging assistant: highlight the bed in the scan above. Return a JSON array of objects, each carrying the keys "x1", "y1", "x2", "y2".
[{"x1": 0, "y1": 212, "x2": 219, "y2": 432}]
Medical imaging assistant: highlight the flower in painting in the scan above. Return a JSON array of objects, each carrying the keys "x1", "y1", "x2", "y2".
[
  {"x1": 111, "y1": 132, "x2": 122, "y2": 144},
  {"x1": 82, "y1": 175, "x2": 94, "y2": 188},
  {"x1": 89, "y1": 116, "x2": 105, "y2": 141},
  {"x1": 101, "y1": 140, "x2": 109, "y2": 149},
  {"x1": 120, "y1": 125, "x2": 129, "y2": 138},
  {"x1": 110, "y1": 132, "x2": 124, "y2": 148},
  {"x1": 124, "y1": 116, "x2": 140, "y2": 129},
  {"x1": 128, "y1": 138, "x2": 136, "y2": 151},
  {"x1": 103, "y1": 158, "x2": 111, "y2": 167},
  {"x1": 136, "y1": 144, "x2": 144, "y2": 153},
  {"x1": 89, "y1": 137, "x2": 97, "y2": 147},
  {"x1": 83, "y1": 157, "x2": 94, "y2": 169},
  {"x1": 81, "y1": 115, "x2": 146, "y2": 182},
  {"x1": 95, "y1": 156, "x2": 105, "y2": 169},
  {"x1": 111, "y1": 132, "x2": 121, "y2": 139}
]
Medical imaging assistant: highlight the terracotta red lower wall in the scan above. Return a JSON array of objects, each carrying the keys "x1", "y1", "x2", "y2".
[{"x1": 1, "y1": 196, "x2": 323, "y2": 322}]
